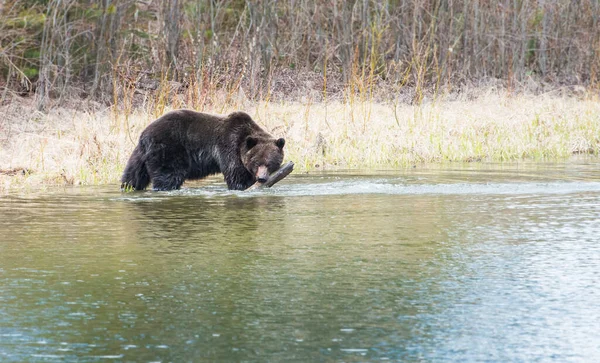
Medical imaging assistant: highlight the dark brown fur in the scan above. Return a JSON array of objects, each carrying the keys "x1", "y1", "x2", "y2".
[{"x1": 121, "y1": 110, "x2": 285, "y2": 191}]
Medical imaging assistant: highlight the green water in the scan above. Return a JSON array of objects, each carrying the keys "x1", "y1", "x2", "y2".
[{"x1": 1, "y1": 162, "x2": 600, "y2": 361}]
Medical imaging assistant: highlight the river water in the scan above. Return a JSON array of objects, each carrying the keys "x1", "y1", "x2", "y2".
[{"x1": 1, "y1": 162, "x2": 599, "y2": 362}]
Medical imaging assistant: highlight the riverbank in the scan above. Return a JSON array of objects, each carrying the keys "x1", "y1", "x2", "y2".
[{"x1": 1, "y1": 90, "x2": 599, "y2": 193}]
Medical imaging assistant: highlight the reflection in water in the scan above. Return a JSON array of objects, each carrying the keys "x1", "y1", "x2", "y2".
[{"x1": 1, "y1": 163, "x2": 600, "y2": 361}]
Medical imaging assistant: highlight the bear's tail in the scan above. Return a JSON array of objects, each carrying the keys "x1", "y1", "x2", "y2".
[{"x1": 121, "y1": 144, "x2": 150, "y2": 191}]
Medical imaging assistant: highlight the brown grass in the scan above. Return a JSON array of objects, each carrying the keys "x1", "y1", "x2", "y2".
[
  {"x1": 2, "y1": 0, "x2": 599, "y2": 111},
  {"x1": 1, "y1": 88, "x2": 598, "y2": 194}
]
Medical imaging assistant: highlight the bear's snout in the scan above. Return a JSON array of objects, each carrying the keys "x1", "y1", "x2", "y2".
[{"x1": 256, "y1": 165, "x2": 270, "y2": 183}]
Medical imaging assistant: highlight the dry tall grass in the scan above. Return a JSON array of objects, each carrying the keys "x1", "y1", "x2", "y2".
[
  {"x1": 2, "y1": 0, "x2": 599, "y2": 109},
  {"x1": 1, "y1": 89, "x2": 598, "y2": 193}
]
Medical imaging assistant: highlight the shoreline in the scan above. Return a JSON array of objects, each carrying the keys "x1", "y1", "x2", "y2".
[{"x1": 1, "y1": 91, "x2": 599, "y2": 193}]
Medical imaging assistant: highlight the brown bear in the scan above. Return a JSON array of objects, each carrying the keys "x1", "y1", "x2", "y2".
[{"x1": 121, "y1": 110, "x2": 285, "y2": 191}]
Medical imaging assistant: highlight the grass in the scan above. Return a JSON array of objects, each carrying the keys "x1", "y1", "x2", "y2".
[{"x1": 1, "y1": 89, "x2": 599, "y2": 194}]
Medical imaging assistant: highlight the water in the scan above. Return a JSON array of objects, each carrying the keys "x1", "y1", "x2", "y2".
[{"x1": 1, "y1": 161, "x2": 599, "y2": 362}]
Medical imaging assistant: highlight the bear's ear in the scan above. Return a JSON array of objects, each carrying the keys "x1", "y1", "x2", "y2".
[
  {"x1": 276, "y1": 138, "x2": 285, "y2": 149},
  {"x1": 246, "y1": 136, "x2": 258, "y2": 150}
]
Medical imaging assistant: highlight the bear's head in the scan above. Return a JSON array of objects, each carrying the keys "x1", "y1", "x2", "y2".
[{"x1": 241, "y1": 136, "x2": 285, "y2": 183}]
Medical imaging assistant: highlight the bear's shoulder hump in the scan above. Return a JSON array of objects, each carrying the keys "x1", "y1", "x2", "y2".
[{"x1": 226, "y1": 111, "x2": 254, "y2": 124}]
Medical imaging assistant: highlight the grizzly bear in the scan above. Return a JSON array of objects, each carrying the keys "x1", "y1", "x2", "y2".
[{"x1": 121, "y1": 110, "x2": 285, "y2": 191}]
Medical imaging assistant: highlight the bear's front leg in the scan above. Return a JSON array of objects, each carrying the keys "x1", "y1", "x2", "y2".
[{"x1": 223, "y1": 170, "x2": 254, "y2": 190}]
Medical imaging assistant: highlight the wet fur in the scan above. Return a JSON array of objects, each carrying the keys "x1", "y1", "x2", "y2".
[{"x1": 121, "y1": 110, "x2": 284, "y2": 191}]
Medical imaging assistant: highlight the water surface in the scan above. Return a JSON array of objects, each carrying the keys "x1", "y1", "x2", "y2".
[{"x1": 1, "y1": 161, "x2": 600, "y2": 361}]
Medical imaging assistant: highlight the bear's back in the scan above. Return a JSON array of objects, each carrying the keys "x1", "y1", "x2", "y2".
[
  {"x1": 139, "y1": 109, "x2": 272, "y2": 149},
  {"x1": 140, "y1": 110, "x2": 223, "y2": 143},
  {"x1": 150, "y1": 109, "x2": 222, "y2": 128}
]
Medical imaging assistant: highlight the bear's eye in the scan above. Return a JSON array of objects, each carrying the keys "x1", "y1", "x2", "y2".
[{"x1": 246, "y1": 137, "x2": 258, "y2": 150}]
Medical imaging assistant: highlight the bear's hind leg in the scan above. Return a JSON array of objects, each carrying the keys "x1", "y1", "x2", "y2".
[
  {"x1": 121, "y1": 144, "x2": 151, "y2": 190},
  {"x1": 146, "y1": 149, "x2": 189, "y2": 191},
  {"x1": 150, "y1": 172, "x2": 185, "y2": 191}
]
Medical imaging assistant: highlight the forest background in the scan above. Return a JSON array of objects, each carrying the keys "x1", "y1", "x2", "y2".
[{"x1": 1, "y1": 0, "x2": 599, "y2": 189}]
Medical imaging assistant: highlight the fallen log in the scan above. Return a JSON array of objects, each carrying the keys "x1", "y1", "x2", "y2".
[{"x1": 247, "y1": 161, "x2": 294, "y2": 190}]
